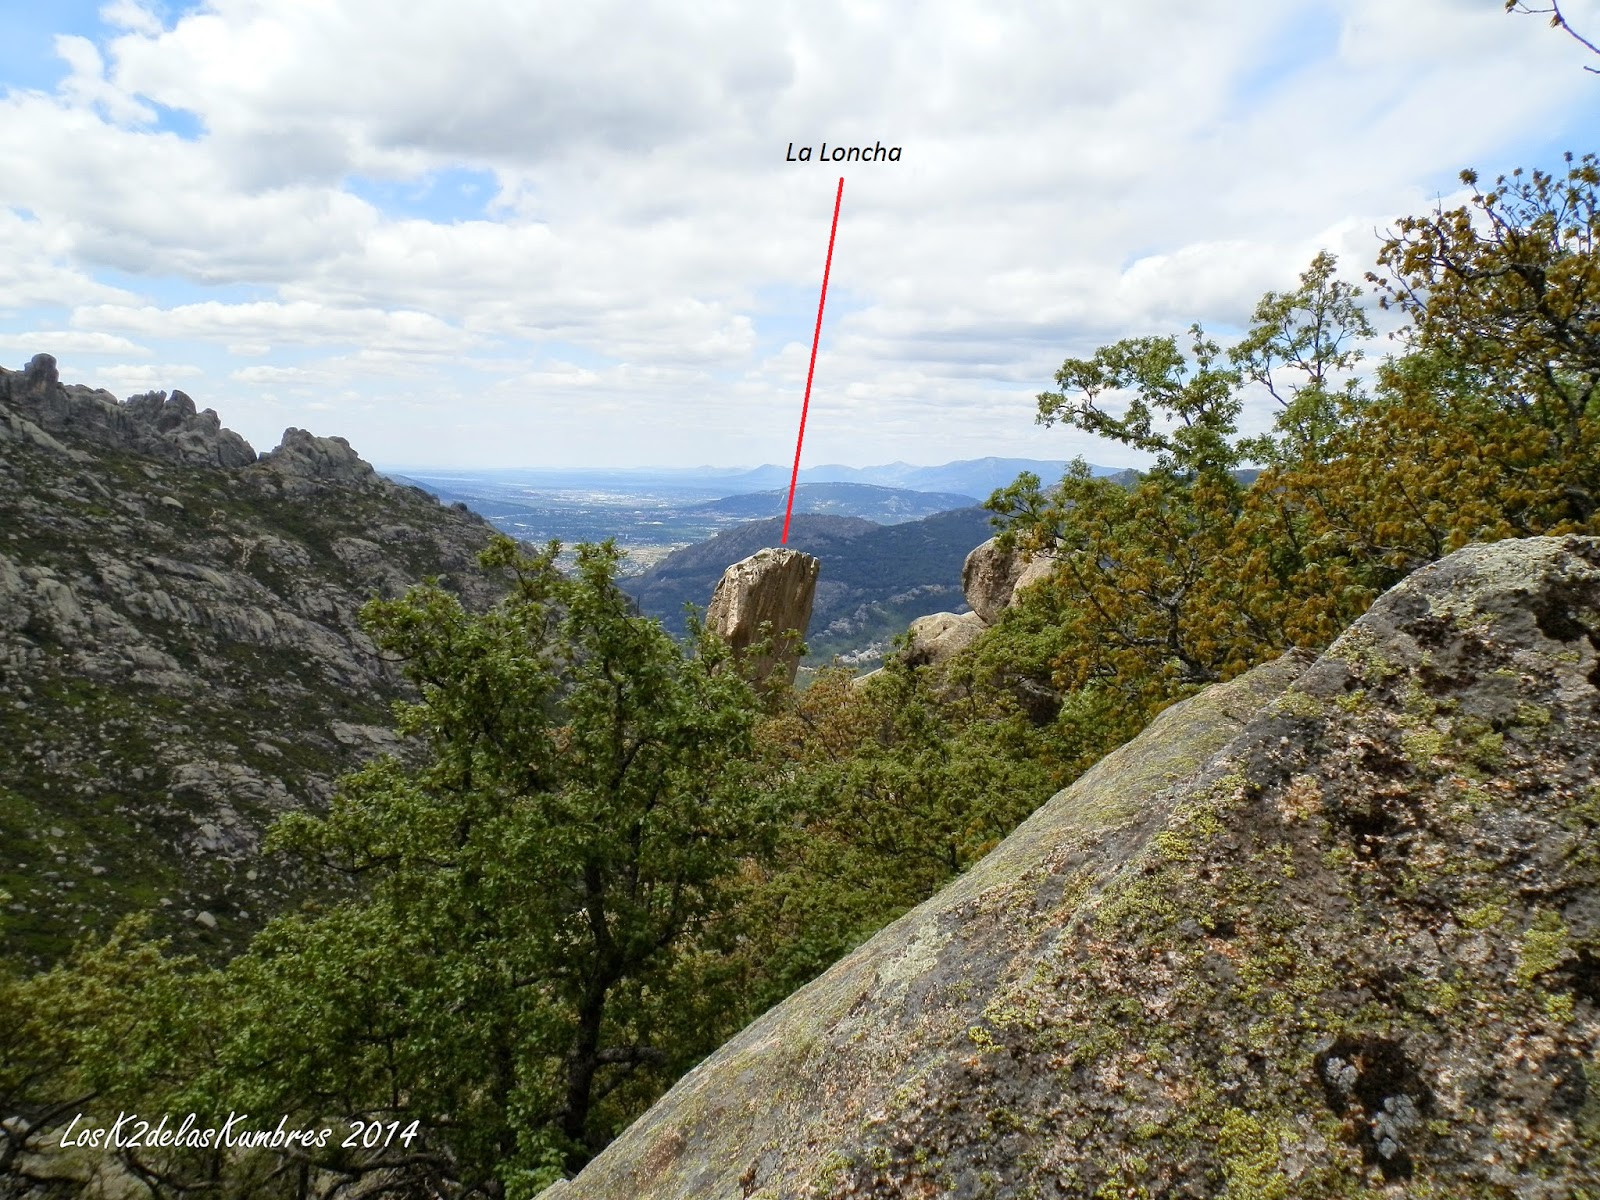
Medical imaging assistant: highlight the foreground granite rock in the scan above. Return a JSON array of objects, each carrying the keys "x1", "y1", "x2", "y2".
[
  {"x1": 556, "y1": 536, "x2": 1600, "y2": 1197},
  {"x1": 0, "y1": 355, "x2": 501, "y2": 962},
  {"x1": 705, "y1": 548, "x2": 820, "y2": 686}
]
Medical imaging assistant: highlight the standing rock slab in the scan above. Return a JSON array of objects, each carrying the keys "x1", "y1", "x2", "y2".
[
  {"x1": 557, "y1": 535, "x2": 1600, "y2": 1198},
  {"x1": 705, "y1": 548, "x2": 820, "y2": 687}
]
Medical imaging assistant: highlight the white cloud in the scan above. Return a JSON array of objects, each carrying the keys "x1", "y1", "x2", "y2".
[
  {"x1": 53, "y1": 35, "x2": 156, "y2": 125},
  {"x1": 98, "y1": 1, "x2": 164, "y2": 36},
  {"x1": 0, "y1": 331, "x2": 149, "y2": 356},
  {"x1": 0, "y1": 210, "x2": 139, "y2": 315},
  {"x1": 0, "y1": 0, "x2": 1593, "y2": 465},
  {"x1": 74, "y1": 300, "x2": 478, "y2": 355},
  {"x1": 84, "y1": 362, "x2": 204, "y2": 393}
]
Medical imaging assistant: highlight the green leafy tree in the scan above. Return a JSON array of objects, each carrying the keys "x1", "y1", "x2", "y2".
[
  {"x1": 11, "y1": 537, "x2": 775, "y2": 1198},
  {"x1": 1364, "y1": 152, "x2": 1600, "y2": 529},
  {"x1": 990, "y1": 159, "x2": 1599, "y2": 742},
  {"x1": 257, "y1": 537, "x2": 772, "y2": 1190},
  {"x1": 1230, "y1": 248, "x2": 1376, "y2": 465},
  {"x1": 1036, "y1": 323, "x2": 1244, "y2": 477},
  {"x1": 734, "y1": 660, "x2": 1062, "y2": 1015},
  {"x1": 986, "y1": 254, "x2": 1378, "y2": 724},
  {"x1": 1234, "y1": 155, "x2": 1600, "y2": 629},
  {"x1": 0, "y1": 920, "x2": 214, "y2": 1196}
]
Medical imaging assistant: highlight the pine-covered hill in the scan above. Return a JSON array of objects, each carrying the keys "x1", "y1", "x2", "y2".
[
  {"x1": 0, "y1": 354, "x2": 503, "y2": 963},
  {"x1": 625, "y1": 508, "x2": 995, "y2": 662}
]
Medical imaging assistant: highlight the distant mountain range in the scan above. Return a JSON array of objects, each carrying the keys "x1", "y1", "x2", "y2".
[
  {"x1": 626, "y1": 508, "x2": 995, "y2": 666},
  {"x1": 689, "y1": 482, "x2": 977, "y2": 524},
  {"x1": 385, "y1": 457, "x2": 1115, "y2": 501},
  {"x1": 387, "y1": 463, "x2": 1036, "y2": 563}
]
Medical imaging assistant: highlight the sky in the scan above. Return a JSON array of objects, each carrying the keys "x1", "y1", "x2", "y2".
[{"x1": 0, "y1": 1, "x2": 1597, "y2": 470}]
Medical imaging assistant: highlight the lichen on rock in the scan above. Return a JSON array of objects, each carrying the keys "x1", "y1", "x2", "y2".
[{"x1": 554, "y1": 536, "x2": 1600, "y2": 1198}]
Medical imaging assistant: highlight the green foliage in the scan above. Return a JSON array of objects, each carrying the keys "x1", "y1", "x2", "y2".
[
  {"x1": 733, "y1": 661, "x2": 1066, "y2": 1014},
  {"x1": 1366, "y1": 152, "x2": 1600, "y2": 529},
  {"x1": 991, "y1": 157, "x2": 1600, "y2": 736},
  {"x1": 1037, "y1": 323, "x2": 1244, "y2": 476},
  {"x1": 0, "y1": 920, "x2": 213, "y2": 1190},
  {"x1": 1230, "y1": 249, "x2": 1376, "y2": 465},
  {"x1": 6, "y1": 536, "x2": 775, "y2": 1196},
  {"x1": 264, "y1": 537, "x2": 770, "y2": 1186}
]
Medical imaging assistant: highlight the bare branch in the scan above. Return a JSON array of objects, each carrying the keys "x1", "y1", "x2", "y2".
[{"x1": 1508, "y1": 1, "x2": 1600, "y2": 71}]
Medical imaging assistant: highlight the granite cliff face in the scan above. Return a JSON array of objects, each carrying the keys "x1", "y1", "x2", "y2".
[
  {"x1": 0, "y1": 355, "x2": 501, "y2": 961},
  {"x1": 555, "y1": 536, "x2": 1600, "y2": 1197}
]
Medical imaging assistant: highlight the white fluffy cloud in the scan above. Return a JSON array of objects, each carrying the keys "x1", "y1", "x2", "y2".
[
  {"x1": 0, "y1": 330, "x2": 148, "y2": 356},
  {"x1": 0, "y1": 0, "x2": 1596, "y2": 466}
]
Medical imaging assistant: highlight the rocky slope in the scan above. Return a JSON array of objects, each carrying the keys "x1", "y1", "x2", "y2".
[
  {"x1": 0, "y1": 354, "x2": 501, "y2": 962},
  {"x1": 554, "y1": 535, "x2": 1600, "y2": 1197}
]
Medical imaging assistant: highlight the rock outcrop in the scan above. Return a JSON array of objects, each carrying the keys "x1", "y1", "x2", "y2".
[
  {"x1": 255, "y1": 427, "x2": 380, "y2": 493},
  {"x1": 960, "y1": 537, "x2": 1025, "y2": 624},
  {"x1": 705, "y1": 548, "x2": 820, "y2": 686},
  {"x1": 626, "y1": 509, "x2": 991, "y2": 670},
  {"x1": 555, "y1": 536, "x2": 1600, "y2": 1197},
  {"x1": 1010, "y1": 546, "x2": 1055, "y2": 599},
  {"x1": 0, "y1": 355, "x2": 503, "y2": 963},
  {"x1": 902, "y1": 609, "x2": 987, "y2": 667},
  {"x1": 891, "y1": 536, "x2": 1055, "y2": 670},
  {"x1": 2, "y1": 354, "x2": 257, "y2": 469}
]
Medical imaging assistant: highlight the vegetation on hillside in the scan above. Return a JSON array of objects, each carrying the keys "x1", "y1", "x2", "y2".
[{"x1": 3, "y1": 152, "x2": 1596, "y2": 1197}]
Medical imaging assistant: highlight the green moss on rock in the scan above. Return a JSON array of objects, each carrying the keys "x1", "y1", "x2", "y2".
[{"x1": 550, "y1": 538, "x2": 1600, "y2": 1199}]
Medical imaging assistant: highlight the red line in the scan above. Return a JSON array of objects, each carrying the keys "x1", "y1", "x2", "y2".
[{"x1": 781, "y1": 176, "x2": 844, "y2": 545}]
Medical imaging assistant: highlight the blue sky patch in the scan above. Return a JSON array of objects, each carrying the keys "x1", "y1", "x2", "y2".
[
  {"x1": 0, "y1": 0, "x2": 106, "y2": 94},
  {"x1": 1229, "y1": 2, "x2": 1342, "y2": 113},
  {"x1": 343, "y1": 168, "x2": 498, "y2": 224}
]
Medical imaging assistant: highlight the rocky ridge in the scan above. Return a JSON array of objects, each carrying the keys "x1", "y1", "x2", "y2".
[
  {"x1": 552, "y1": 535, "x2": 1600, "y2": 1197},
  {"x1": 0, "y1": 355, "x2": 501, "y2": 961}
]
